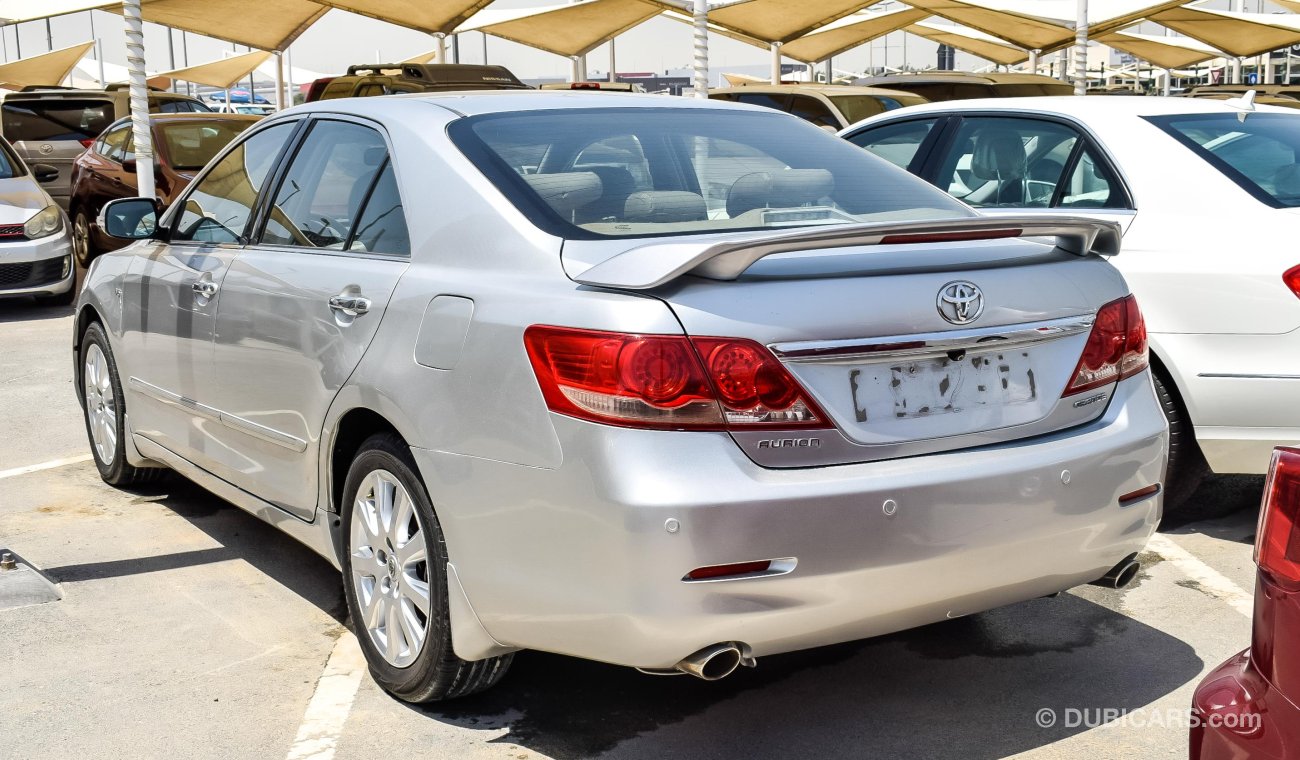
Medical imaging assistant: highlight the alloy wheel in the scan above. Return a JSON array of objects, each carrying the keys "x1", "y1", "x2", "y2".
[
  {"x1": 73, "y1": 213, "x2": 91, "y2": 267},
  {"x1": 83, "y1": 343, "x2": 116, "y2": 465}
]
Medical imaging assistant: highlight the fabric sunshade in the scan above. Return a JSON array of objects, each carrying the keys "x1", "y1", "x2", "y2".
[
  {"x1": 903, "y1": 21, "x2": 1029, "y2": 65},
  {"x1": 1150, "y1": 5, "x2": 1300, "y2": 58},
  {"x1": 313, "y1": 0, "x2": 491, "y2": 35},
  {"x1": 0, "y1": 0, "x2": 327, "y2": 51},
  {"x1": 0, "y1": 41, "x2": 96, "y2": 89},
  {"x1": 458, "y1": 0, "x2": 673, "y2": 58},
  {"x1": 1096, "y1": 29, "x2": 1225, "y2": 69},
  {"x1": 901, "y1": 0, "x2": 1185, "y2": 53},
  {"x1": 779, "y1": 7, "x2": 933, "y2": 63},
  {"x1": 707, "y1": 0, "x2": 900, "y2": 43},
  {"x1": 156, "y1": 49, "x2": 272, "y2": 89}
]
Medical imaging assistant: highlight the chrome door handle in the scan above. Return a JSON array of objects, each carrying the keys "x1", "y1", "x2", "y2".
[
  {"x1": 192, "y1": 280, "x2": 218, "y2": 298},
  {"x1": 329, "y1": 294, "x2": 371, "y2": 316}
]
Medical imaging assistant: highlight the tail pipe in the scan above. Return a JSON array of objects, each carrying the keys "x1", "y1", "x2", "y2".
[
  {"x1": 675, "y1": 642, "x2": 756, "y2": 680},
  {"x1": 1092, "y1": 554, "x2": 1141, "y2": 589}
]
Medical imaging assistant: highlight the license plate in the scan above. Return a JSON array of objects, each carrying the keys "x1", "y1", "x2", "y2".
[{"x1": 847, "y1": 350, "x2": 1038, "y2": 422}]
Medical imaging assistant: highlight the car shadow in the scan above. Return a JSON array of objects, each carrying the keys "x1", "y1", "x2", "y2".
[
  {"x1": 0, "y1": 298, "x2": 74, "y2": 323},
  {"x1": 1160, "y1": 474, "x2": 1264, "y2": 542}
]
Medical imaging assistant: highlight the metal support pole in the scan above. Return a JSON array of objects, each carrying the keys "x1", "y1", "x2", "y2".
[
  {"x1": 770, "y1": 41, "x2": 782, "y2": 84},
  {"x1": 451, "y1": 34, "x2": 460, "y2": 64},
  {"x1": 1029, "y1": 49, "x2": 1039, "y2": 74},
  {"x1": 435, "y1": 33, "x2": 446, "y2": 64},
  {"x1": 273, "y1": 52, "x2": 284, "y2": 111},
  {"x1": 122, "y1": 0, "x2": 155, "y2": 199},
  {"x1": 90, "y1": 12, "x2": 106, "y2": 86},
  {"x1": 45, "y1": 18, "x2": 53, "y2": 51},
  {"x1": 1163, "y1": 67, "x2": 1172, "y2": 95},
  {"x1": 824, "y1": 57, "x2": 833, "y2": 83},
  {"x1": 286, "y1": 47, "x2": 295, "y2": 105},
  {"x1": 570, "y1": 55, "x2": 581, "y2": 82},
  {"x1": 481, "y1": 31, "x2": 489, "y2": 64},
  {"x1": 692, "y1": 0, "x2": 708, "y2": 99},
  {"x1": 167, "y1": 28, "x2": 176, "y2": 91},
  {"x1": 608, "y1": 38, "x2": 616, "y2": 82},
  {"x1": 1073, "y1": 0, "x2": 1088, "y2": 96}
]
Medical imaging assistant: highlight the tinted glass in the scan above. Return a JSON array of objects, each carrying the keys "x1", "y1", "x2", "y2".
[
  {"x1": 100, "y1": 125, "x2": 131, "y2": 163},
  {"x1": 734, "y1": 93, "x2": 789, "y2": 111},
  {"x1": 2, "y1": 99, "x2": 113, "y2": 142},
  {"x1": 787, "y1": 95, "x2": 839, "y2": 128},
  {"x1": 451, "y1": 108, "x2": 970, "y2": 239},
  {"x1": 1058, "y1": 148, "x2": 1120, "y2": 209},
  {"x1": 260, "y1": 120, "x2": 387, "y2": 249},
  {"x1": 172, "y1": 121, "x2": 295, "y2": 244},
  {"x1": 347, "y1": 162, "x2": 409, "y2": 256},
  {"x1": 1149, "y1": 112, "x2": 1300, "y2": 207},
  {"x1": 829, "y1": 95, "x2": 916, "y2": 126},
  {"x1": 0, "y1": 141, "x2": 18, "y2": 179},
  {"x1": 848, "y1": 118, "x2": 939, "y2": 170},
  {"x1": 160, "y1": 120, "x2": 254, "y2": 170},
  {"x1": 936, "y1": 117, "x2": 1080, "y2": 208}
]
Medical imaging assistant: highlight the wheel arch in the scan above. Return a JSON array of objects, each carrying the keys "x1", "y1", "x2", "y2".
[
  {"x1": 72, "y1": 304, "x2": 105, "y2": 404},
  {"x1": 1146, "y1": 339, "x2": 1197, "y2": 425}
]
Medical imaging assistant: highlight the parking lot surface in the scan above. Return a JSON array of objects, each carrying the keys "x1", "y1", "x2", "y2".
[{"x1": 0, "y1": 298, "x2": 1265, "y2": 760}]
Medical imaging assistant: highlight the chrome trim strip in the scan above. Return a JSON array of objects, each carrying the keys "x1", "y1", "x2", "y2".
[
  {"x1": 1198, "y1": 373, "x2": 1300, "y2": 380},
  {"x1": 128, "y1": 377, "x2": 307, "y2": 452},
  {"x1": 769, "y1": 314, "x2": 1095, "y2": 365}
]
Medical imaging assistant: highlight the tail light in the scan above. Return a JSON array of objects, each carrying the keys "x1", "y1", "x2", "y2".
[
  {"x1": 524, "y1": 326, "x2": 830, "y2": 431},
  {"x1": 1063, "y1": 294, "x2": 1148, "y2": 397},
  {"x1": 1257, "y1": 447, "x2": 1300, "y2": 585},
  {"x1": 1284, "y1": 265, "x2": 1300, "y2": 300},
  {"x1": 78, "y1": 138, "x2": 95, "y2": 149}
]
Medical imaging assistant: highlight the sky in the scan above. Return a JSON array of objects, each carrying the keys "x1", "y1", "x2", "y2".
[{"x1": 0, "y1": 0, "x2": 1282, "y2": 84}]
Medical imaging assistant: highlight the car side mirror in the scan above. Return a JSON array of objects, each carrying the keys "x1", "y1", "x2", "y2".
[
  {"x1": 99, "y1": 197, "x2": 164, "y2": 241},
  {"x1": 31, "y1": 163, "x2": 58, "y2": 183}
]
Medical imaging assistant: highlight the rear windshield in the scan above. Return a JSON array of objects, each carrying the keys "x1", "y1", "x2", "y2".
[
  {"x1": 449, "y1": 107, "x2": 970, "y2": 239},
  {"x1": 2, "y1": 99, "x2": 113, "y2": 143},
  {"x1": 160, "y1": 120, "x2": 254, "y2": 170},
  {"x1": 830, "y1": 94, "x2": 924, "y2": 125},
  {"x1": 1147, "y1": 112, "x2": 1300, "y2": 207}
]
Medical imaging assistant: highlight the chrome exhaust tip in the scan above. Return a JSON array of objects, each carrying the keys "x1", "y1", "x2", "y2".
[
  {"x1": 1092, "y1": 554, "x2": 1141, "y2": 589},
  {"x1": 673, "y1": 642, "x2": 755, "y2": 681}
]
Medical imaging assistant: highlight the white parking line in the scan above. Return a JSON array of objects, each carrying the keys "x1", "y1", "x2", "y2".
[
  {"x1": 0, "y1": 454, "x2": 92, "y2": 481},
  {"x1": 286, "y1": 631, "x2": 367, "y2": 760},
  {"x1": 1146, "y1": 533, "x2": 1255, "y2": 618}
]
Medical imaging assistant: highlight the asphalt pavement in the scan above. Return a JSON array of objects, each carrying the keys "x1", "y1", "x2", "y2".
[{"x1": 0, "y1": 297, "x2": 1265, "y2": 760}]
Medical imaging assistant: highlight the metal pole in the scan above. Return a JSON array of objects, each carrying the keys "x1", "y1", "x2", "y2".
[
  {"x1": 182, "y1": 30, "x2": 190, "y2": 96},
  {"x1": 692, "y1": 0, "x2": 708, "y2": 99},
  {"x1": 1073, "y1": 0, "x2": 1088, "y2": 96},
  {"x1": 90, "y1": 12, "x2": 106, "y2": 86},
  {"x1": 167, "y1": 28, "x2": 176, "y2": 92},
  {"x1": 273, "y1": 51, "x2": 284, "y2": 111},
  {"x1": 482, "y1": 31, "x2": 489, "y2": 64},
  {"x1": 609, "y1": 38, "x2": 616, "y2": 82},
  {"x1": 286, "y1": 47, "x2": 294, "y2": 106},
  {"x1": 451, "y1": 34, "x2": 460, "y2": 64},
  {"x1": 122, "y1": 0, "x2": 156, "y2": 199},
  {"x1": 435, "y1": 33, "x2": 446, "y2": 63},
  {"x1": 824, "y1": 57, "x2": 832, "y2": 83},
  {"x1": 1029, "y1": 49, "x2": 1039, "y2": 74},
  {"x1": 45, "y1": 18, "x2": 53, "y2": 51},
  {"x1": 570, "y1": 55, "x2": 581, "y2": 82},
  {"x1": 770, "y1": 41, "x2": 782, "y2": 84},
  {"x1": 1163, "y1": 67, "x2": 1172, "y2": 95},
  {"x1": 2, "y1": 24, "x2": 8, "y2": 63},
  {"x1": 15, "y1": 23, "x2": 20, "y2": 59}
]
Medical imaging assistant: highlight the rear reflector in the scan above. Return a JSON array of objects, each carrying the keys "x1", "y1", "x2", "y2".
[
  {"x1": 1119, "y1": 484, "x2": 1161, "y2": 505},
  {"x1": 880, "y1": 228, "x2": 1022, "y2": 246},
  {"x1": 1257, "y1": 447, "x2": 1300, "y2": 585},
  {"x1": 1063, "y1": 294, "x2": 1148, "y2": 397},
  {"x1": 684, "y1": 560, "x2": 773, "y2": 581}
]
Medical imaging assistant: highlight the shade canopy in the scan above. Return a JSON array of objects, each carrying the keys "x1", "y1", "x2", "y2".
[
  {"x1": 1150, "y1": 6, "x2": 1300, "y2": 58},
  {"x1": 905, "y1": 21, "x2": 1029, "y2": 65},
  {"x1": 459, "y1": 0, "x2": 673, "y2": 58},
  {"x1": 0, "y1": 41, "x2": 96, "y2": 89},
  {"x1": 402, "y1": 50, "x2": 440, "y2": 65},
  {"x1": 314, "y1": 0, "x2": 491, "y2": 36},
  {"x1": 901, "y1": 0, "x2": 1185, "y2": 53},
  {"x1": 707, "y1": 0, "x2": 894, "y2": 44},
  {"x1": 0, "y1": 0, "x2": 327, "y2": 51},
  {"x1": 1096, "y1": 29, "x2": 1225, "y2": 69},
  {"x1": 157, "y1": 49, "x2": 272, "y2": 89},
  {"x1": 779, "y1": 7, "x2": 932, "y2": 63}
]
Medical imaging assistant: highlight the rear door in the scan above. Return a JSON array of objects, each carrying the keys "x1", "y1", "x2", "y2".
[
  {"x1": 1, "y1": 96, "x2": 114, "y2": 206},
  {"x1": 203, "y1": 116, "x2": 410, "y2": 519}
]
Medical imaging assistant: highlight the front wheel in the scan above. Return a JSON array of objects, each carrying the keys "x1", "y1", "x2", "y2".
[
  {"x1": 340, "y1": 433, "x2": 513, "y2": 702},
  {"x1": 80, "y1": 321, "x2": 165, "y2": 486}
]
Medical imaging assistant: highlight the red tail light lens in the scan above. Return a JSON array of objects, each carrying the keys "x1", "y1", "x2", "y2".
[
  {"x1": 1284, "y1": 265, "x2": 1300, "y2": 300},
  {"x1": 1257, "y1": 447, "x2": 1300, "y2": 585},
  {"x1": 524, "y1": 326, "x2": 829, "y2": 431},
  {"x1": 1063, "y1": 294, "x2": 1149, "y2": 397},
  {"x1": 78, "y1": 138, "x2": 95, "y2": 149}
]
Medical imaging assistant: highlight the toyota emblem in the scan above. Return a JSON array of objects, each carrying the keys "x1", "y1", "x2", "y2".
[
  {"x1": 38, "y1": 143, "x2": 54, "y2": 156},
  {"x1": 937, "y1": 281, "x2": 984, "y2": 325}
]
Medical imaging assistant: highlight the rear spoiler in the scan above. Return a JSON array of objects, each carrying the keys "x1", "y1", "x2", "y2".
[{"x1": 571, "y1": 215, "x2": 1121, "y2": 290}]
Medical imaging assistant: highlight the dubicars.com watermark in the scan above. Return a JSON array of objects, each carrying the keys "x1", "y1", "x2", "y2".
[{"x1": 1034, "y1": 707, "x2": 1261, "y2": 731}]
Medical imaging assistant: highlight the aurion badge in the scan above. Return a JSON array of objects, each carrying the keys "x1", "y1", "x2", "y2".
[{"x1": 937, "y1": 281, "x2": 984, "y2": 326}]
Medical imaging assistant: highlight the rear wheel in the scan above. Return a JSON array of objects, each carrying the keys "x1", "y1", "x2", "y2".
[
  {"x1": 340, "y1": 433, "x2": 512, "y2": 702},
  {"x1": 79, "y1": 322, "x2": 165, "y2": 486},
  {"x1": 1153, "y1": 371, "x2": 1207, "y2": 512},
  {"x1": 72, "y1": 210, "x2": 95, "y2": 268}
]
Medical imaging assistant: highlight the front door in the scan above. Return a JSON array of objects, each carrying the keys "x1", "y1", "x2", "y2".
[{"x1": 204, "y1": 117, "x2": 411, "y2": 519}]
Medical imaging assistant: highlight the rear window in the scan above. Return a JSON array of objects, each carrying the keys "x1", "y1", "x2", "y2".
[
  {"x1": 449, "y1": 107, "x2": 970, "y2": 240},
  {"x1": 2, "y1": 99, "x2": 113, "y2": 143},
  {"x1": 830, "y1": 94, "x2": 920, "y2": 126},
  {"x1": 159, "y1": 120, "x2": 255, "y2": 170},
  {"x1": 1147, "y1": 112, "x2": 1300, "y2": 207}
]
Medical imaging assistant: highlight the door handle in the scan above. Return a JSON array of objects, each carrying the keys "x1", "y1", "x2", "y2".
[
  {"x1": 329, "y1": 294, "x2": 371, "y2": 317},
  {"x1": 192, "y1": 280, "x2": 218, "y2": 298}
]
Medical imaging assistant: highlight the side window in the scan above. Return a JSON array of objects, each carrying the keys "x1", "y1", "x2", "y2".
[
  {"x1": 121, "y1": 131, "x2": 135, "y2": 164},
  {"x1": 347, "y1": 161, "x2": 409, "y2": 256},
  {"x1": 100, "y1": 125, "x2": 131, "y2": 163},
  {"x1": 936, "y1": 117, "x2": 1080, "y2": 208},
  {"x1": 787, "y1": 95, "x2": 839, "y2": 129},
  {"x1": 847, "y1": 118, "x2": 940, "y2": 171},
  {"x1": 259, "y1": 120, "x2": 388, "y2": 250},
  {"x1": 1058, "y1": 147, "x2": 1122, "y2": 209},
  {"x1": 172, "y1": 121, "x2": 296, "y2": 244}
]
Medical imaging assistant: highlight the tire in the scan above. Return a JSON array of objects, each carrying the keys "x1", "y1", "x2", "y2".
[
  {"x1": 340, "y1": 432, "x2": 513, "y2": 703},
  {"x1": 1153, "y1": 371, "x2": 1207, "y2": 512},
  {"x1": 72, "y1": 210, "x2": 95, "y2": 268},
  {"x1": 79, "y1": 321, "x2": 166, "y2": 486}
]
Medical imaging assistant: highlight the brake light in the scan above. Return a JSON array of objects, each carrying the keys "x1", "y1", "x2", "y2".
[
  {"x1": 523, "y1": 326, "x2": 830, "y2": 431},
  {"x1": 1257, "y1": 447, "x2": 1300, "y2": 585},
  {"x1": 78, "y1": 138, "x2": 94, "y2": 149},
  {"x1": 1062, "y1": 294, "x2": 1148, "y2": 397},
  {"x1": 1284, "y1": 265, "x2": 1300, "y2": 300}
]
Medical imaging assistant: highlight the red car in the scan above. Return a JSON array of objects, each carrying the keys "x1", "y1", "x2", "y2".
[
  {"x1": 67, "y1": 112, "x2": 258, "y2": 265},
  {"x1": 1191, "y1": 447, "x2": 1300, "y2": 759}
]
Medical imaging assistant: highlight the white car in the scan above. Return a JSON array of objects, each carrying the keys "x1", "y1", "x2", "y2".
[{"x1": 842, "y1": 95, "x2": 1300, "y2": 507}]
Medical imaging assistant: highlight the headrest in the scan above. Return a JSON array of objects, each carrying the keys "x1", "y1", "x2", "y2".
[
  {"x1": 726, "y1": 169, "x2": 835, "y2": 218},
  {"x1": 969, "y1": 133, "x2": 1026, "y2": 182},
  {"x1": 1275, "y1": 163, "x2": 1300, "y2": 197},
  {"x1": 522, "y1": 172, "x2": 602, "y2": 214},
  {"x1": 622, "y1": 191, "x2": 707, "y2": 223}
]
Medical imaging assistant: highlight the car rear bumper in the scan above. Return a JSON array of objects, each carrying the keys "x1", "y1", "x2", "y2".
[
  {"x1": 1191, "y1": 649, "x2": 1300, "y2": 760},
  {"x1": 0, "y1": 232, "x2": 73, "y2": 297},
  {"x1": 413, "y1": 373, "x2": 1167, "y2": 669}
]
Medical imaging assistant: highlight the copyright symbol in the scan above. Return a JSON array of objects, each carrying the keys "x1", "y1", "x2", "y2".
[{"x1": 1036, "y1": 708, "x2": 1057, "y2": 728}]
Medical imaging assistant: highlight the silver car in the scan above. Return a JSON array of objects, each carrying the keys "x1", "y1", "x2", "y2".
[
  {"x1": 0, "y1": 135, "x2": 74, "y2": 305},
  {"x1": 74, "y1": 92, "x2": 1168, "y2": 701}
]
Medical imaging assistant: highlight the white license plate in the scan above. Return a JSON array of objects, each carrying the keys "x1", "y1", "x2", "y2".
[{"x1": 846, "y1": 350, "x2": 1038, "y2": 423}]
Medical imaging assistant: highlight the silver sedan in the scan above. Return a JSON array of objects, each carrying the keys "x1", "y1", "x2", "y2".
[{"x1": 73, "y1": 92, "x2": 1168, "y2": 701}]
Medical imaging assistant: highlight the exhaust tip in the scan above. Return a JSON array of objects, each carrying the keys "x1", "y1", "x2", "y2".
[
  {"x1": 1091, "y1": 554, "x2": 1141, "y2": 589},
  {"x1": 674, "y1": 642, "x2": 753, "y2": 681}
]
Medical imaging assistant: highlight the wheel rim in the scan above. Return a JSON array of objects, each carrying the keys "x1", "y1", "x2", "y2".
[
  {"x1": 83, "y1": 343, "x2": 116, "y2": 466},
  {"x1": 73, "y1": 214, "x2": 90, "y2": 265},
  {"x1": 349, "y1": 469, "x2": 431, "y2": 668}
]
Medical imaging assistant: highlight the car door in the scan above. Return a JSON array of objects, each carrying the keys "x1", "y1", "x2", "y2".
[
  {"x1": 119, "y1": 120, "x2": 300, "y2": 464},
  {"x1": 202, "y1": 116, "x2": 410, "y2": 519}
]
